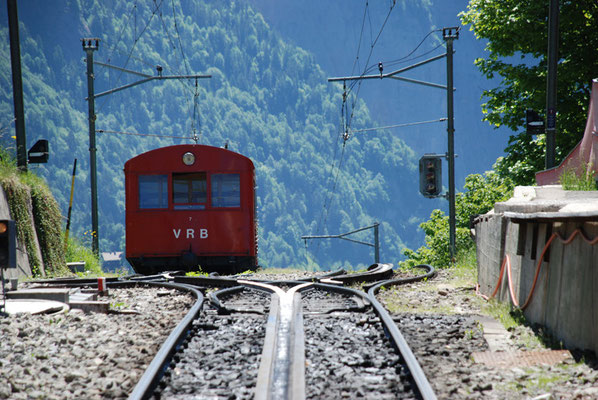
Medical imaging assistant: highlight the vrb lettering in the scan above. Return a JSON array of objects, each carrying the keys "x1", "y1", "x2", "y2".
[{"x1": 172, "y1": 228, "x2": 208, "y2": 239}]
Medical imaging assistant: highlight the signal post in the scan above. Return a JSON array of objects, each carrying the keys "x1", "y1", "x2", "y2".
[{"x1": 327, "y1": 27, "x2": 459, "y2": 261}]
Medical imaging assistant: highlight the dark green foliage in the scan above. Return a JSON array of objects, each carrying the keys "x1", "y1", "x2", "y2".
[
  {"x1": 0, "y1": 0, "x2": 425, "y2": 269},
  {"x1": 492, "y1": 133, "x2": 546, "y2": 186},
  {"x1": 455, "y1": 171, "x2": 515, "y2": 228},
  {"x1": 460, "y1": 0, "x2": 598, "y2": 185},
  {"x1": 401, "y1": 209, "x2": 474, "y2": 269},
  {"x1": 29, "y1": 179, "x2": 68, "y2": 275}
]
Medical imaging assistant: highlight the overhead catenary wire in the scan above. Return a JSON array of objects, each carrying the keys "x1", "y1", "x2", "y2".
[
  {"x1": 170, "y1": 0, "x2": 191, "y2": 76},
  {"x1": 96, "y1": 129, "x2": 195, "y2": 141},
  {"x1": 346, "y1": 0, "x2": 396, "y2": 127},
  {"x1": 96, "y1": 0, "x2": 164, "y2": 114},
  {"x1": 312, "y1": 17, "x2": 446, "y2": 261},
  {"x1": 382, "y1": 29, "x2": 443, "y2": 69},
  {"x1": 350, "y1": 1, "x2": 369, "y2": 76},
  {"x1": 340, "y1": 27, "x2": 449, "y2": 141},
  {"x1": 170, "y1": 0, "x2": 204, "y2": 143},
  {"x1": 345, "y1": 28, "x2": 443, "y2": 99},
  {"x1": 103, "y1": 1, "x2": 139, "y2": 90},
  {"x1": 350, "y1": 117, "x2": 447, "y2": 133},
  {"x1": 154, "y1": 0, "x2": 202, "y2": 142},
  {"x1": 311, "y1": 1, "x2": 396, "y2": 257},
  {"x1": 95, "y1": 0, "x2": 204, "y2": 144},
  {"x1": 312, "y1": 85, "x2": 350, "y2": 257}
]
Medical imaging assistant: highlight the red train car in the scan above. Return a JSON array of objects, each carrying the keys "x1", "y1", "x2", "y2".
[{"x1": 124, "y1": 144, "x2": 257, "y2": 274}]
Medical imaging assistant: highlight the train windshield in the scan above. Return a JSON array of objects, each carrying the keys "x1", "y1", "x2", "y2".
[
  {"x1": 211, "y1": 174, "x2": 240, "y2": 208},
  {"x1": 173, "y1": 172, "x2": 207, "y2": 210},
  {"x1": 138, "y1": 175, "x2": 168, "y2": 209}
]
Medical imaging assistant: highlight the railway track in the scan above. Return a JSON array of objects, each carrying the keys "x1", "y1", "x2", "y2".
[
  {"x1": 10, "y1": 265, "x2": 598, "y2": 399},
  {"x1": 129, "y1": 264, "x2": 437, "y2": 399}
]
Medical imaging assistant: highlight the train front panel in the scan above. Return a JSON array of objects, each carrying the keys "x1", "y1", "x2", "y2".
[{"x1": 124, "y1": 145, "x2": 256, "y2": 274}]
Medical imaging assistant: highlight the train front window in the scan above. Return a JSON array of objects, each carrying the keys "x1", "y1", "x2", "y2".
[
  {"x1": 211, "y1": 174, "x2": 240, "y2": 208},
  {"x1": 138, "y1": 175, "x2": 168, "y2": 209},
  {"x1": 173, "y1": 172, "x2": 207, "y2": 210}
]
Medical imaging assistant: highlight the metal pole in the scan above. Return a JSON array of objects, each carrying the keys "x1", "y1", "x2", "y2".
[
  {"x1": 83, "y1": 38, "x2": 100, "y2": 255},
  {"x1": 444, "y1": 28, "x2": 457, "y2": 263},
  {"x1": 64, "y1": 159, "x2": 77, "y2": 252},
  {"x1": 374, "y1": 223, "x2": 380, "y2": 264},
  {"x1": 80, "y1": 47, "x2": 210, "y2": 256},
  {"x1": 545, "y1": 0, "x2": 559, "y2": 169},
  {"x1": 7, "y1": 0, "x2": 27, "y2": 170}
]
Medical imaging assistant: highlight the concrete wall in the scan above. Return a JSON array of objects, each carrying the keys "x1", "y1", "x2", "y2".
[
  {"x1": 476, "y1": 215, "x2": 598, "y2": 354},
  {"x1": 0, "y1": 186, "x2": 43, "y2": 279}
]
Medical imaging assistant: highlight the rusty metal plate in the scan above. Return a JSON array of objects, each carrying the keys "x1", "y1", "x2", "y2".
[{"x1": 472, "y1": 350, "x2": 573, "y2": 368}]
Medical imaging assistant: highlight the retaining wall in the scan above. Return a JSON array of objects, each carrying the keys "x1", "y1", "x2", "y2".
[{"x1": 474, "y1": 186, "x2": 598, "y2": 354}]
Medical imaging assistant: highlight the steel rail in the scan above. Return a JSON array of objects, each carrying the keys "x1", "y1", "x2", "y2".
[
  {"x1": 239, "y1": 280, "x2": 312, "y2": 400},
  {"x1": 174, "y1": 269, "x2": 346, "y2": 288},
  {"x1": 127, "y1": 281, "x2": 204, "y2": 400},
  {"x1": 26, "y1": 272, "x2": 184, "y2": 287},
  {"x1": 27, "y1": 276, "x2": 122, "y2": 286},
  {"x1": 208, "y1": 285, "x2": 273, "y2": 315},
  {"x1": 318, "y1": 263, "x2": 394, "y2": 285},
  {"x1": 366, "y1": 264, "x2": 437, "y2": 400}
]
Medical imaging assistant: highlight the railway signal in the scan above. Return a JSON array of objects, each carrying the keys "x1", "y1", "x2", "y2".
[
  {"x1": 28, "y1": 139, "x2": 49, "y2": 164},
  {"x1": 0, "y1": 220, "x2": 16, "y2": 269},
  {"x1": 419, "y1": 155, "x2": 442, "y2": 198},
  {"x1": 526, "y1": 109, "x2": 544, "y2": 135}
]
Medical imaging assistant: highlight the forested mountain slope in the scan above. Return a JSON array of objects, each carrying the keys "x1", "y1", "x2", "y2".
[
  {"x1": 247, "y1": 0, "x2": 510, "y2": 177},
  {"x1": 1, "y1": 0, "x2": 441, "y2": 269}
]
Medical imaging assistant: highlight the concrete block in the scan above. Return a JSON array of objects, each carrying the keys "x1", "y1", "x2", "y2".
[
  {"x1": 69, "y1": 301, "x2": 110, "y2": 313},
  {"x1": 69, "y1": 290, "x2": 98, "y2": 302},
  {"x1": 67, "y1": 262, "x2": 85, "y2": 273},
  {"x1": 534, "y1": 185, "x2": 565, "y2": 200},
  {"x1": 2, "y1": 299, "x2": 69, "y2": 315},
  {"x1": 6, "y1": 288, "x2": 69, "y2": 303},
  {"x1": 513, "y1": 186, "x2": 538, "y2": 200}
]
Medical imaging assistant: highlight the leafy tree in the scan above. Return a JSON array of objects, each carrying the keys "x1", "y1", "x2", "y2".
[{"x1": 460, "y1": 1, "x2": 598, "y2": 185}]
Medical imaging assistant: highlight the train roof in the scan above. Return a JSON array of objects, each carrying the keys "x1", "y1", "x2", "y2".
[{"x1": 124, "y1": 144, "x2": 254, "y2": 173}]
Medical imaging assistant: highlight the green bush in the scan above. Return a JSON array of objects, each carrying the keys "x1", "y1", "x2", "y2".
[
  {"x1": 400, "y1": 171, "x2": 514, "y2": 268},
  {"x1": 400, "y1": 209, "x2": 474, "y2": 268},
  {"x1": 65, "y1": 235, "x2": 102, "y2": 275},
  {"x1": 26, "y1": 174, "x2": 68, "y2": 275},
  {"x1": 559, "y1": 166, "x2": 597, "y2": 191}
]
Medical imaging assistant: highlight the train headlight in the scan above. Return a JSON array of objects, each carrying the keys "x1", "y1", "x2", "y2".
[{"x1": 182, "y1": 152, "x2": 195, "y2": 166}]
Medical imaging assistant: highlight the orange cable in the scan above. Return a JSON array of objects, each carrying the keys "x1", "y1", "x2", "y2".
[
  {"x1": 518, "y1": 233, "x2": 557, "y2": 310},
  {"x1": 489, "y1": 254, "x2": 508, "y2": 299},
  {"x1": 505, "y1": 254, "x2": 519, "y2": 307},
  {"x1": 482, "y1": 228, "x2": 597, "y2": 310}
]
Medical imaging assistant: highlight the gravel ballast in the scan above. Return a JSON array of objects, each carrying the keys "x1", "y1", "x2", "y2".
[
  {"x1": 377, "y1": 268, "x2": 598, "y2": 399},
  {"x1": 0, "y1": 286, "x2": 194, "y2": 399},
  {"x1": 1, "y1": 268, "x2": 597, "y2": 399}
]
